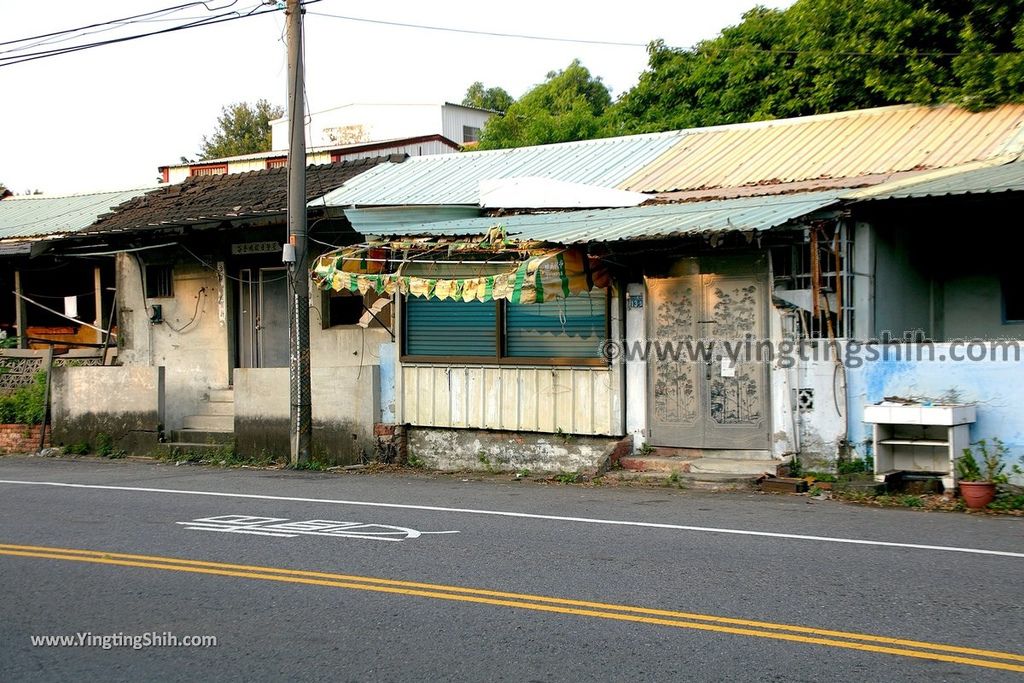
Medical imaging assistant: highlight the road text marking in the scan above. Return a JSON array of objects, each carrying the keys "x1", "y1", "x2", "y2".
[
  {"x1": 2, "y1": 543, "x2": 1023, "y2": 673},
  {"x1": 0, "y1": 479, "x2": 1022, "y2": 558},
  {"x1": 177, "y1": 514, "x2": 458, "y2": 541}
]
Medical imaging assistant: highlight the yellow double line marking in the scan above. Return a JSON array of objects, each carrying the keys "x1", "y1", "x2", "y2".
[{"x1": 3, "y1": 543, "x2": 1022, "y2": 672}]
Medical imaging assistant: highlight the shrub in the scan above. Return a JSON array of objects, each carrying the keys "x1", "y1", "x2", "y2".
[{"x1": 0, "y1": 372, "x2": 47, "y2": 425}]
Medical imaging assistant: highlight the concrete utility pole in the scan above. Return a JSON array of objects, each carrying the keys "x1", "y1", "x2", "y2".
[{"x1": 286, "y1": 0, "x2": 312, "y2": 464}]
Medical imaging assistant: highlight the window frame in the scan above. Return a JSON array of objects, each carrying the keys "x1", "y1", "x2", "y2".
[
  {"x1": 144, "y1": 264, "x2": 174, "y2": 299},
  {"x1": 321, "y1": 289, "x2": 388, "y2": 330},
  {"x1": 1001, "y1": 277, "x2": 1024, "y2": 324},
  {"x1": 400, "y1": 289, "x2": 612, "y2": 367}
]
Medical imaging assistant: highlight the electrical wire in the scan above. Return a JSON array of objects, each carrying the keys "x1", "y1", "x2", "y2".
[
  {"x1": 0, "y1": 2, "x2": 322, "y2": 68},
  {"x1": 163, "y1": 287, "x2": 207, "y2": 333}
]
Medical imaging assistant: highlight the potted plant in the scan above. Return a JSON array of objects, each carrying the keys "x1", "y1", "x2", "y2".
[{"x1": 956, "y1": 439, "x2": 1010, "y2": 509}]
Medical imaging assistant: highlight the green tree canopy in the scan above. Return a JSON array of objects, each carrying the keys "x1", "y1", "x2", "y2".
[
  {"x1": 609, "y1": 0, "x2": 1024, "y2": 135},
  {"x1": 462, "y1": 82, "x2": 515, "y2": 112},
  {"x1": 478, "y1": 60, "x2": 613, "y2": 150},
  {"x1": 198, "y1": 99, "x2": 284, "y2": 160}
]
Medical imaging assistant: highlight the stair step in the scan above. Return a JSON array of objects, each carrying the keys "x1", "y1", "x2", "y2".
[
  {"x1": 170, "y1": 429, "x2": 235, "y2": 446},
  {"x1": 182, "y1": 415, "x2": 234, "y2": 432},
  {"x1": 620, "y1": 455, "x2": 787, "y2": 477},
  {"x1": 202, "y1": 401, "x2": 235, "y2": 416},
  {"x1": 208, "y1": 389, "x2": 234, "y2": 403},
  {"x1": 642, "y1": 447, "x2": 775, "y2": 461},
  {"x1": 602, "y1": 470, "x2": 755, "y2": 490}
]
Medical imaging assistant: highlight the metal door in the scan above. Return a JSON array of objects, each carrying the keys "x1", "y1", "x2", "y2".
[
  {"x1": 646, "y1": 256, "x2": 770, "y2": 450},
  {"x1": 257, "y1": 268, "x2": 289, "y2": 368}
]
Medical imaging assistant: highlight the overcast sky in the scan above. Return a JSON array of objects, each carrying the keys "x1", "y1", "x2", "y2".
[{"x1": 0, "y1": 0, "x2": 793, "y2": 195}]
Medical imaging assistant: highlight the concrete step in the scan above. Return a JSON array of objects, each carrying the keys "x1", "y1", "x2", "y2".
[
  {"x1": 602, "y1": 470, "x2": 755, "y2": 490},
  {"x1": 208, "y1": 389, "x2": 234, "y2": 403},
  {"x1": 160, "y1": 442, "x2": 232, "y2": 455},
  {"x1": 202, "y1": 401, "x2": 235, "y2": 417},
  {"x1": 620, "y1": 454, "x2": 788, "y2": 477},
  {"x1": 170, "y1": 429, "x2": 235, "y2": 446},
  {"x1": 181, "y1": 415, "x2": 234, "y2": 432},
  {"x1": 643, "y1": 446, "x2": 775, "y2": 461}
]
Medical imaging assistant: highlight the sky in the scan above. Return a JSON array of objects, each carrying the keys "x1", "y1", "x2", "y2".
[{"x1": 0, "y1": 0, "x2": 794, "y2": 195}]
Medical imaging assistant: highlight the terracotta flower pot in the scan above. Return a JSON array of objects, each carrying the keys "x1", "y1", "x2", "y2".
[{"x1": 959, "y1": 481, "x2": 996, "y2": 509}]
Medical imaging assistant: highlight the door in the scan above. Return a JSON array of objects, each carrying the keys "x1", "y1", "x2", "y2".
[
  {"x1": 238, "y1": 267, "x2": 290, "y2": 368},
  {"x1": 646, "y1": 255, "x2": 770, "y2": 450}
]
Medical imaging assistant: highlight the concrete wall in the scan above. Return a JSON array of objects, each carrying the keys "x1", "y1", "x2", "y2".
[
  {"x1": 872, "y1": 226, "x2": 932, "y2": 339},
  {"x1": 234, "y1": 365, "x2": 380, "y2": 465},
  {"x1": 408, "y1": 427, "x2": 617, "y2": 473},
  {"x1": 116, "y1": 254, "x2": 228, "y2": 432},
  {"x1": 51, "y1": 366, "x2": 165, "y2": 454}
]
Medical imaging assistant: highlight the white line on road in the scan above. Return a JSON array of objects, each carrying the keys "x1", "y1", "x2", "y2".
[{"x1": 1, "y1": 478, "x2": 1021, "y2": 558}]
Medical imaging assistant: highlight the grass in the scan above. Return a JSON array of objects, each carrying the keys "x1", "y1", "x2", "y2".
[{"x1": 554, "y1": 472, "x2": 581, "y2": 484}]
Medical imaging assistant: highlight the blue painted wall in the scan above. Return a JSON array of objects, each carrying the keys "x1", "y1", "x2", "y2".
[
  {"x1": 846, "y1": 343, "x2": 1024, "y2": 475},
  {"x1": 378, "y1": 341, "x2": 396, "y2": 424}
]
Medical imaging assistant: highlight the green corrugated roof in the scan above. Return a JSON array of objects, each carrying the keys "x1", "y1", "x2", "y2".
[
  {"x1": 847, "y1": 160, "x2": 1024, "y2": 201},
  {"x1": 321, "y1": 130, "x2": 687, "y2": 207},
  {"x1": 353, "y1": 191, "x2": 841, "y2": 244},
  {"x1": 0, "y1": 187, "x2": 157, "y2": 240}
]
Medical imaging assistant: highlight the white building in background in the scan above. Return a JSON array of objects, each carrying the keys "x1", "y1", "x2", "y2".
[
  {"x1": 270, "y1": 102, "x2": 497, "y2": 149},
  {"x1": 158, "y1": 102, "x2": 497, "y2": 184}
]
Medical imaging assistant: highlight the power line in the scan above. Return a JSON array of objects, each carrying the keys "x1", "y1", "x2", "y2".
[
  {"x1": 0, "y1": 2, "x2": 323, "y2": 68},
  {"x1": 307, "y1": 10, "x2": 1020, "y2": 58}
]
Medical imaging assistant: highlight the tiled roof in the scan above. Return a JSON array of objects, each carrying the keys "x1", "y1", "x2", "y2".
[{"x1": 87, "y1": 156, "x2": 402, "y2": 234}]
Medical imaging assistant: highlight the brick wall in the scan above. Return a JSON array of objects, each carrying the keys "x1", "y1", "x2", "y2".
[{"x1": 0, "y1": 424, "x2": 49, "y2": 454}]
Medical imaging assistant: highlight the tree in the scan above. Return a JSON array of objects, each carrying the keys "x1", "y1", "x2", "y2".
[
  {"x1": 197, "y1": 99, "x2": 284, "y2": 160},
  {"x1": 608, "y1": 0, "x2": 1024, "y2": 135},
  {"x1": 477, "y1": 60, "x2": 612, "y2": 150},
  {"x1": 462, "y1": 81, "x2": 515, "y2": 112}
]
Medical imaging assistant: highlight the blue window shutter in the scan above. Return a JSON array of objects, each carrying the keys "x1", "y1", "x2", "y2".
[
  {"x1": 505, "y1": 291, "x2": 607, "y2": 358},
  {"x1": 404, "y1": 297, "x2": 497, "y2": 357}
]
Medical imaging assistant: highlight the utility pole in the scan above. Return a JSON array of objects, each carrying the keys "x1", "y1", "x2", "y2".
[{"x1": 286, "y1": 0, "x2": 311, "y2": 464}]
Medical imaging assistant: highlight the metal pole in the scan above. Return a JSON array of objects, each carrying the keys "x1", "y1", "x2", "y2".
[
  {"x1": 286, "y1": 0, "x2": 311, "y2": 464},
  {"x1": 39, "y1": 344, "x2": 54, "y2": 452}
]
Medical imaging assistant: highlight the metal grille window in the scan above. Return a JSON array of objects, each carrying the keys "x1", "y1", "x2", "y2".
[
  {"x1": 145, "y1": 265, "x2": 173, "y2": 298},
  {"x1": 403, "y1": 291, "x2": 608, "y2": 364},
  {"x1": 190, "y1": 164, "x2": 228, "y2": 177}
]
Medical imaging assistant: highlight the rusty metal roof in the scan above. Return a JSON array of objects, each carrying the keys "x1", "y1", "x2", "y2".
[
  {"x1": 618, "y1": 104, "x2": 1024, "y2": 194},
  {"x1": 356, "y1": 191, "x2": 841, "y2": 244}
]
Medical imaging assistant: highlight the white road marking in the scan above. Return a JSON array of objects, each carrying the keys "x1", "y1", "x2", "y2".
[
  {"x1": 175, "y1": 514, "x2": 458, "y2": 541},
  {"x1": 0, "y1": 478, "x2": 1021, "y2": 558}
]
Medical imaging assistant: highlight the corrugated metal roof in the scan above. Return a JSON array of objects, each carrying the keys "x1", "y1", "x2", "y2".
[
  {"x1": 847, "y1": 159, "x2": 1024, "y2": 200},
  {"x1": 322, "y1": 130, "x2": 688, "y2": 206},
  {"x1": 0, "y1": 187, "x2": 157, "y2": 240},
  {"x1": 619, "y1": 104, "x2": 1024, "y2": 194},
  {"x1": 357, "y1": 191, "x2": 841, "y2": 244}
]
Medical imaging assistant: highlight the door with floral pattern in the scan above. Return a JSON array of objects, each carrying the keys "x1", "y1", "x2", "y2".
[{"x1": 646, "y1": 255, "x2": 770, "y2": 450}]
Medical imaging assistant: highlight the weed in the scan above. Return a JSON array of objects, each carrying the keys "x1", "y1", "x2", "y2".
[
  {"x1": 804, "y1": 471, "x2": 837, "y2": 483},
  {"x1": 406, "y1": 451, "x2": 425, "y2": 469},
  {"x1": 836, "y1": 457, "x2": 872, "y2": 475},
  {"x1": 516, "y1": 468, "x2": 531, "y2": 478},
  {"x1": 290, "y1": 459, "x2": 328, "y2": 471},
  {"x1": 554, "y1": 427, "x2": 575, "y2": 444},
  {"x1": 901, "y1": 495, "x2": 924, "y2": 508},
  {"x1": 988, "y1": 493, "x2": 1024, "y2": 511},
  {"x1": 555, "y1": 472, "x2": 581, "y2": 484},
  {"x1": 94, "y1": 433, "x2": 114, "y2": 457},
  {"x1": 787, "y1": 457, "x2": 803, "y2": 478},
  {"x1": 477, "y1": 450, "x2": 494, "y2": 472},
  {"x1": 0, "y1": 372, "x2": 47, "y2": 425},
  {"x1": 638, "y1": 442, "x2": 655, "y2": 456},
  {"x1": 665, "y1": 471, "x2": 681, "y2": 487},
  {"x1": 63, "y1": 442, "x2": 90, "y2": 455}
]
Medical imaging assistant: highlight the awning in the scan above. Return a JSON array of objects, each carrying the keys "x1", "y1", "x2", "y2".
[
  {"x1": 312, "y1": 233, "x2": 610, "y2": 305},
  {"x1": 347, "y1": 191, "x2": 842, "y2": 244}
]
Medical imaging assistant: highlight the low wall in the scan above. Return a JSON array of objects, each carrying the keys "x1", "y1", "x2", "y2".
[
  {"x1": 234, "y1": 366, "x2": 380, "y2": 465},
  {"x1": 50, "y1": 366, "x2": 165, "y2": 454},
  {"x1": 407, "y1": 427, "x2": 618, "y2": 473},
  {"x1": 0, "y1": 424, "x2": 49, "y2": 454}
]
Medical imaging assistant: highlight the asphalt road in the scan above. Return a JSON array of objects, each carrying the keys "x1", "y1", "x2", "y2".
[{"x1": 1, "y1": 455, "x2": 1022, "y2": 682}]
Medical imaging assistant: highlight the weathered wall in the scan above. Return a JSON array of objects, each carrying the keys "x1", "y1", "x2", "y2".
[
  {"x1": 846, "y1": 343, "x2": 1024, "y2": 476},
  {"x1": 117, "y1": 254, "x2": 228, "y2": 431},
  {"x1": 872, "y1": 226, "x2": 932, "y2": 339},
  {"x1": 234, "y1": 365, "x2": 380, "y2": 464},
  {"x1": 408, "y1": 427, "x2": 618, "y2": 473},
  {"x1": 50, "y1": 366, "x2": 165, "y2": 454},
  {"x1": 943, "y1": 274, "x2": 1018, "y2": 341}
]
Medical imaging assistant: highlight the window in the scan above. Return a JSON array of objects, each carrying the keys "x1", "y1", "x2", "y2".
[
  {"x1": 190, "y1": 163, "x2": 228, "y2": 177},
  {"x1": 145, "y1": 265, "x2": 173, "y2": 298},
  {"x1": 322, "y1": 289, "x2": 388, "y2": 328},
  {"x1": 1003, "y1": 279, "x2": 1024, "y2": 323},
  {"x1": 462, "y1": 125, "x2": 481, "y2": 143},
  {"x1": 265, "y1": 157, "x2": 288, "y2": 169},
  {"x1": 403, "y1": 290, "x2": 609, "y2": 365}
]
